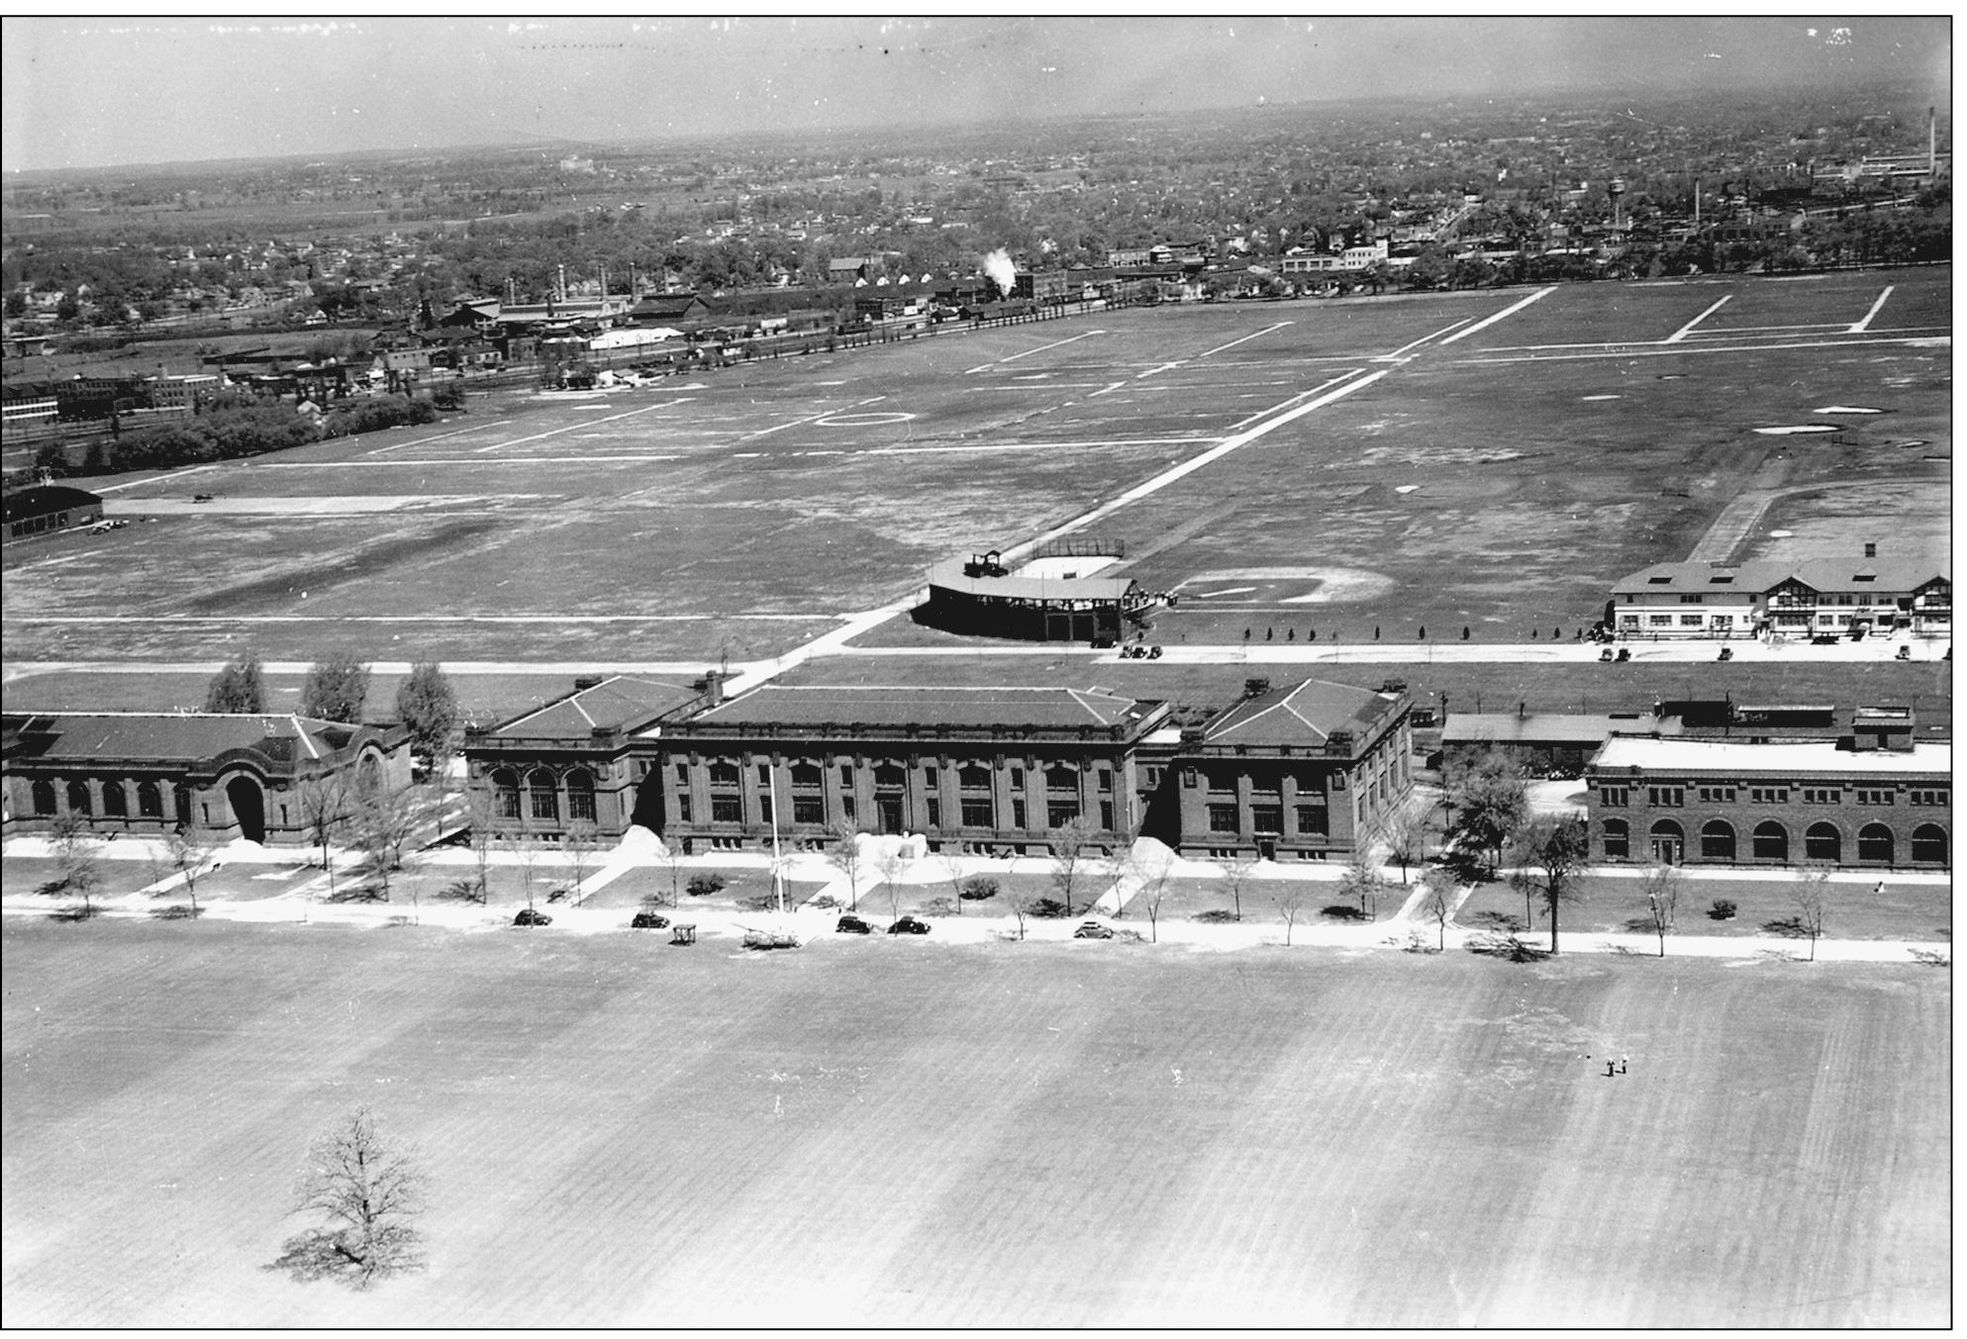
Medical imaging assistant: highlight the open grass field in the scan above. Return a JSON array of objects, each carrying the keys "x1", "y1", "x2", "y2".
[
  {"x1": 1, "y1": 917, "x2": 1947, "y2": 1326},
  {"x1": 3, "y1": 269, "x2": 1947, "y2": 678}
]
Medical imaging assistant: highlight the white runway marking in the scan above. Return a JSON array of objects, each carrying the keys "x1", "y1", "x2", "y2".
[
  {"x1": 738, "y1": 396, "x2": 885, "y2": 441},
  {"x1": 90, "y1": 463, "x2": 219, "y2": 494},
  {"x1": 816, "y1": 411, "x2": 918, "y2": 426},
  {"x1": 1192, "y1": 321, "x2": 1294, "y2": 359},
  {"x1": 1850, "y1": 285, "x2": 1895, "y2": 333},
  {"x1": 365, "y1": 419, "x2": 510, "y2": 455},
  {"x1": 1437, "y1": 287, "x2": 1557, "y2": 345},
  {"x1": 1455, "y1": 333, "x2": 1950, "y2": 364},
  {"x1": 1376, "y1": 317, "x2": 1471, "y2": 361},
  {"x1": 1222, "y1": 371, "x2": 1364, "y2": 432},
  {"x1": 1090, "y1": 381, "x2": 1129, "y2": 397},
  {"x1": 1664, "y1": 294, "x2": 1732, "y2": 343},
  {"x1": 963, "y1": 329, "x2": 1105, "y2": 374},
  {"x1": 256, "y1": 455, "x2": 684, "y2": 467},
  {"x1": 470, "y1": 398, "x2": 692, "y2": 453}
]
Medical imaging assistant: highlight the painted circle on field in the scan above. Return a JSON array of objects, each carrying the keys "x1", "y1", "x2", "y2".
[{"x1": 816, "y1": 411, "x2": 917, "y2": 426}]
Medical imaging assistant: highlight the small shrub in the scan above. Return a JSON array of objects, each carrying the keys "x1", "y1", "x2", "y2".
[
  {"x1": 1320, "y1": 904, "x2": 1367, "y2": 921},
  {"x1": 808, "y1": 893, "x2": 841, "y2": 910},
  {"x1": 959, "y1": 876, "x2": 999, "y2": 901},
  {"x1": 738, "y1": 892, "x2": 781, "y2": 912},
  {"x1": 1708, "y1": 898, "x2": 1737, "y2": 921},
  {"x1": 1027, "y1": 897, "x2": 1070, "y2": 919},
  {"x1": 439, "y1": 879, "x2": 484, "y2": 903},
  {"x1": 686, "y1": 873, "x2": 726, "y2": 897},
  {"x1": 1908, "y1": 948, "x2": 1950, "y2": 967},
  {"x1": 151, "y1": 904, "x2": 203, "y2": 920}
]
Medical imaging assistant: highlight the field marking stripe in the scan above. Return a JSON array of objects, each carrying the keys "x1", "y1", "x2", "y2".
[
  {"x1": 254, "y1": 454, "x2": 683, "y2": 466},
  {"x1": 1009, "y1": 368, "x2": 1390, "y2": 560},
  {"x1": 1192, "y1": 321, "x2": 1293, "y2": 359},
  {"x1": 1849, "y1": 285, "x2": 1895, "y2": 333},
  {"x1": 1, "y1": 614, "x2": 829, "y2": 624},
  {"x1": 89, "y1": 463, "x2": 219, "y2": 494},
  {"x1": 737, "y1": 395, "x2": 884, "y2": 441},
  {"x1": 1468, "y1": 323, "x2": 1950, "y2": 353},
  {"x1": 470, "y1": 398, "x2": 691, "y2": 452},
  {"x1": 1436, "y1": 287, "x2": 1557, "y2": 344},
  {"x1": 963, "y1": 329, "x2": 1104, "y2": 374},
  {"x1": 1222, "y1": 370, "x2": 1363, "y2": 432},
  {"x1": 1664, "y1": 294, "x2": 1732, "y2": 343},
  {"x1": 1376, "y1": 317, "x2": 1470, "y2": 361},
  {"x1": 1089, "y1": 380, "x2": 1129, "y2": 397},
  {"x1": 364, "y1": 419, "x2": 509, "y2": 456},
  {"x1": 1452, "y1": 333, "x2": 1951, "y2": 364}
]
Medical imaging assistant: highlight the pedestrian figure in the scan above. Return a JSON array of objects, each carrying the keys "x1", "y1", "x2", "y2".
[
  {"x1": 1618, "y1": 1057, "x2": 1628, "y2": 1075},
  {"x1": 1605, "y1": 1061, "x2": 1617, "y2": 1077},
  {"x1": 1266, "y1": 627, "x2": 1273, "y2": 641},
  {"x1": 1244, "y1": 628, "x2": 1251, "y2": 641},
  {"x1": 1287, "y1": 628, "x2": 1295, "y2": 641},
  {"x1": 1308, "y1": 629, "x2": 1317, "y2": 641},
  {"x1": 1375, "y1": 625, "x2": 1381, "y2": 640}
]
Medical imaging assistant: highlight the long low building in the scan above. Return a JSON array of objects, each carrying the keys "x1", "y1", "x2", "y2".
[
  {"x1": 1608, "y1": 546, "x2": 1950, "y2": 641},
  {"x1": 1584, "y1": 709, "x2": 1949, "y2": 870}
]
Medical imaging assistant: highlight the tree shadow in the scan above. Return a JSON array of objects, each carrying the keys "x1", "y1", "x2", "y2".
[
  {"x1": 49, "y1": 904, "x2": 102, "y2": 923},
  {"x1": 266, "y1": 1227, "x2": 423, "y2": 1290},
  {"x1": 150, "y1": 904, "x2": 203, "y2": 920},
  {"x1": 1465, "y1": 930, "x2": 1548, "y2": 962},
  {"x1": 1760, "y1": 916, "x2": 1809, "y2": 938},
  {"x1": 325, "y1": 885, "x2": 387, "y2": 904}
]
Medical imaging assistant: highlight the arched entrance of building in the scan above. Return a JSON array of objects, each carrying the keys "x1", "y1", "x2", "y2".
[
  {"x1": 225, "y1": 776, "x2": 266, "y2": 843},
  {"x1": 1648, "y1": 819, "x2": 1684, "y2": 866},
  {"x1": 629, "y1": 774, "x2": 666, "y2": 835}
]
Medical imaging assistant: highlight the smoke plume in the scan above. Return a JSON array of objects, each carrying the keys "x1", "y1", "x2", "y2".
[{"x1": 982, "y1": 248, "x2": 1017, "y2": 299}]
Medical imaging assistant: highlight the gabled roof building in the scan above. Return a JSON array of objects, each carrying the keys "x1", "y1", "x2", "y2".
[{"x1": 1609, "y1": 546, "x2": 1949, "y2": 640}]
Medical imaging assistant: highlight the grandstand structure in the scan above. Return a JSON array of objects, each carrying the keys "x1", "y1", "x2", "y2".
[{"x1": 919, "y1": 536, "x2": 1161, "y2": 644}]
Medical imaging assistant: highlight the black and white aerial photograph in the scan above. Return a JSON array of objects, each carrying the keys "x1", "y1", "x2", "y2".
[{"x1": 0, "y1": 14, "x2": 1951, "y2": 1327}]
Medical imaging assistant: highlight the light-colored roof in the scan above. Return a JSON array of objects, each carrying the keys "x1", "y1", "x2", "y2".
[
  {"x1": 1591, "y1": 736, "x2": 1950, "y2": 777},
  {"x1": 1203, "y1": 680, "x2": 1399, "y2": 749},
  {"x1": 691, "y1": 685, "x2": 1159, "y2": 732},
  {"x1": 1442, "y1": 713, "x2": 1640, "y2": 746},
  {"x1": 488, "y1": 676, "x2": 701, "y2": 738},
  {"x1": 1612, "y1": 556, "x2": 1949, "y2": 597},
  {"x1": 926, "y1": 556, "x2": 1137, "y2": 603}
]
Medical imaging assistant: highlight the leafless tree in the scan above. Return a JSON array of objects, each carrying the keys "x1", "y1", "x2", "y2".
[
  {"x1": 1128, "y1": 846, "x2": 1176, "y2": 943},
  {"x1": 1508, "y1": 813, "x2": 1589, "y2": 953},
  {"x1": 1417, "y1": 865, "x2": 1459, "y2": 951},
  {"x1": 1006, "y1": 884, "x2": 1043, "y2": 941},
  {"x1": 459, "y1": 787, "x2": 496, "y2": 903},
  {"x1": 562, "y1": 817, "x2": 600, "y2": 904},
  {"x1": 876, "y1": 843, "x2": 913, "y2": 921},
  {"x1": 936, "y1": 851, "x2": 967, "y2": 916},
  {"x1": 295, "y1": 774, "x2": 351, "y2": 901},
  {"x1": 47, "y1": 811, "x2": 103, "y2": 916},
  {"x1": 1339, "y1": 847, "x2": 1386, "y2": 919},
  {"x1": 1048, "y1": 815, "x2": 1096, "y2": 917},
  {"x1": 502, "y1": 816, "x2": 540, "y2": 910},
  {"x1": 824, "y1": 819, "x2": 866, "y2": 911},
  {"x1": 1381, "y1": 807, "x2": 1429, "y2": 885},
  {"x1": 350, "y1": 781, "x2": 429, "y2": 903},
  {"x1": 1639, "y1": 862, "x2": 1684, "y2": 957},
  {"x1": 273, "y1": 1107, "x2": 427, "y2": 1288},
  {"x1": 1272, "y1": 879, "x2": 1310, "y2": 946},
  {"x1": 164, "y1": 824, "x2": 222, "y2": 915},
  {"x1": 1794, "y1": 867, "x2": 1830, "y2": 961},
  {"x1": 1220, "y1": 855, "x2": 1260, "y2": 921}
]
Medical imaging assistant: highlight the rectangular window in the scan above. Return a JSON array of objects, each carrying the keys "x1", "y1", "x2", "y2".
[
  {"x1": 1856, "y1": 788, "x2": 1894, "y2": 806},
  {"x1": 1182, "y1": 769, "x2": 1198, "y2": 788},
  {"x1": 1099, "y1": 800, "x2": 1114, "y2": 831},
  {"x1": 840, "y1": 765, "x2": 853, "y2": 788},
  {"x1": 710, "y1": 795, "x2": 742, "y2": 823},
  {"x1": 1648, "y1": 786, "x2": 1684, "y2": 808},
  {"x1": 1749, "y1": 787, "x2": 1790, "y2": 805},
  {"x1": 1697, "y1": 786, "x2": 1735, "y2": 804},
  {"x1": 1911, "y1": 789, "x2": 1948, "y2": 806},
  {"x1": 1096, "y1": 768, "x2": 1113, "y2": 793},
  {"x1": 676, "y1": 794, "x2": 692, "y2": 822},
  {"x1": 1678, "y1": 593, "x2": 1704, "y2": 604},
  {"x1": 1598, "y1": 785, "x2": 1629, "y2": 807},
  {"x1": 1648, "y1": 615, "x2": 1673, "y2": 627},
  {"x1": 1296, "y1": 804, "x2": 1328, "y2": 835},
  {"x1": 1145, "y1": 766, "x2": 1162, "y2": 787},
  {"x1": 960, "y1": 798, "x2": 993, "y2": 828},
  {"x1": 926, "y1": 798, "x2": 942, "y2": 828},
  {"x1": 1679, "y1": 614, "x2": 1705, "y2": 627},
  {"x1": 1251, "y1": 805, "x2": 1283, "y2": 834},
  {"x1": 496, "y1": 787, "x2": 522, "y2": 820},
  {"x1": 1803, "y1": 787, "x2": 1840, "y2": 805},
  {"x1": 1010, "y1": 766, "x2": 1025, "y2": 789},
  {"x1": 710, "y1": 761, "x2": 740, "y2": 786},
  {"x1": 841, "y1": 795, "x2": 856, "y2": 821},
  {"x1": 757, "y1": 764, "x2": 770, "y2": 785},
  {"x1": 1208, "y1": 803, "x2": 1240, "y2": 834},
  {"x1": 793, "y1": 795, "x2": 825, "y2": 824},
  {"x1": 531, "y1": 789, "x2": 558, "y2": 821},
  {"x1": 1011, "y1": 798, "x2": 1027, "y2": 829},
  {"x1": 1047, "y1": 801, "x2": 1079, "y2": 828},
  {"x1": 924, "y1": 766, "x2": 938, "y2": 787},
  {"x1": 568, "y1": 789, "x2": 596, "y2": 822},
  {"x1": 675, "y1": 763, "x2": 688, "y2": 785}
]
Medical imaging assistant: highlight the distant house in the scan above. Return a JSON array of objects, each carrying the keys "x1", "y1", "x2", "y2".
[
  {"x1": 625, "y1": 293, "x2": 712, "y2": 327},
  {"x1": 827, "y1": 257, "x2": 871, "y2": 284},
  {"x1": 3, "y1": 485, "x2": 103, "y2": 542}
]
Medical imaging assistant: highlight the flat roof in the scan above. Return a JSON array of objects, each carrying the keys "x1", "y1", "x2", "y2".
[
  {"x1": 1442, "y1": 713, "x2": 1636, "y2": 745},
  {"x1": 926, "y1": 556, "x2": 1136, "y2": 603},
  {"x1": 691, "y1": 684, "x2": 1160, "y2": 732},
  {"x1": 1592, "y1": 737, "x2": 1949, "y2": 777}
]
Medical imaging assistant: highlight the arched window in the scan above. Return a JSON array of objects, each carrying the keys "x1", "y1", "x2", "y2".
[
  {"x1": 1753, "y1": 821, "x2": 1788, "y2": 862},
  {"x1": 1699, "y1": 820, "x2": 1736, "y2": 862},
  {"x1": 790, "y1": 762, "x2": 823, "y2": 788},
  {"x1": 959, "y1": 764, "x2": 992, "y2": 791},
  {"x1": 492, "y1": 769, "x2": 521, "y2": 820},
  {"x1": 565, "y1": 769, "x2": 596, "y2": 823},
  {"x1": 102, "y1": 782, "x2": 129, "y2": 819},
  {"x1": 1601, "y1": 818, "x2": 1629, "y2": 860},
  {"x1": 528, "y1": 767, "x2": 559, "y2": 822},
  {"x1": 1045, "y1": 765, "x2": 1078, "y2": 793},
  {"x1": 1910, "y1": 824, "x2": 1948, "y2": 866},
  {"x1": 1805, "y1": 822, "x2": 1842, "y2": 864},
  {"x1": 32, "y1": 779, "x2": 57, "y2": 815},
  {"x1": 1649, "y1": 819, "x2": 1684, "y2": 864},
  {"x1": 66, "y1": 780, "x2": 93, "y2": 816},
  {"x1": 137, "y1": 780, "x2": 163, "y2": 819},
  {"x1": 357, "y1": 752, "x2": 382, "y2": 794},
  {"x1": 1856, "y1": 823, "x2": 1894, "y2": 865}
]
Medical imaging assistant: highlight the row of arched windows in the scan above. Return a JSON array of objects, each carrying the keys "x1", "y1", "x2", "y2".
[
  {"x1": 488, "y1": 768, "x2": 596, "y2": 824},
  {"x1": 31, "y1": 778, "x2": 170, "y2": 820},
  {"x1": 1604, "y1": 816, "x2": 1947, "y2": 866}
]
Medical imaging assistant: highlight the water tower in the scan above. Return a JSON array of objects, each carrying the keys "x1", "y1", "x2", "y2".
[{"x1": 1608, "y1": 177, "x2": 1628, "y2": 230}]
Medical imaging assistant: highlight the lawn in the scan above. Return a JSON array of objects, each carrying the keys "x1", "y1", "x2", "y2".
[{"x1": 2, "y1": 917, "x2": 1946, "y2": 1326}]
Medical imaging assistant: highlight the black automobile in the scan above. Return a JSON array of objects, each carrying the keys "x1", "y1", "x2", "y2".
[
  {"x1": 513, "y1": 907, "x2": 552, "y2": 927},
  {"x1": 1074, "y1": 920, "x2": 1116, "y2": 940},
  {"x1": 888, "y1": 915, "x2": 931, "y2": 936},
  {"x1": 630, "y1": 910, "x2": 670, "y2": 930},
  {"x1": 836, "y1": 914, "x2": 874, "y2": 935}
]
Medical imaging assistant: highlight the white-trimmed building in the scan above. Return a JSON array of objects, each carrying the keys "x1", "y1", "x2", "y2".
[{"x1": 1608, "y1": 549, "x2": 1950, "y2": 640}]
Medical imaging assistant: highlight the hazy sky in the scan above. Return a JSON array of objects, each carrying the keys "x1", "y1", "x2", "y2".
[{"x1": 1, "y1": 15, "x2": 1951, "y2": 173}]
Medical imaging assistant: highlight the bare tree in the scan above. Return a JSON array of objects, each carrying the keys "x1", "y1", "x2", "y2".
[
  {"x1": 1006, "y1": 884, "x2": 1042, "y2": 941},
  {"x1": 1129, "y1": 846, "x2": 1176, "y2": 943},
  {"x1": 350, "y1": 781, "x2": 428, "y2": 903},
  {"x1": 1272, "y1": 879, "x2": 1310, "y2": 946},
  {"x1": 504, "y1": 816, "x2": 540, "y2": 910},
  {"x1": 1339, "y1": 847, "x2": 1386, "y2": 919},
  {"x1": 823, "y1": 819, "x2": 866, "y2": 911},
  {"x1": 1220, "y1": 855, "x2": 1260, "y2": 922},
  {"x1": 459, "y1": 787, "x2": 496, "y2": 904},
  {"x1": 876, "y1": 843, "x2": 914, "y2": 921},
  {"x1": 1794, "y1": 867, "x2": 1830, "y2": 961},
  {"x1": 651, "y1": 836, "x2": 684, "y2": 909},
  {"x1": 296, "y1": 774, "x2": 351, "y2": 901},
  {"x1": 47, "y1": 811, "x2": 103, "y2": 916},
  {"x1": 273, "y1": 1107, "x2": 428, "y2": 1288},
  {"x1": 562, "y1": 817, "x2": 600, "y2": 904},
  {"x1": 1417, "y1": 865, "x2": 1459, "y2": 951},
  {"x1": 1381, "y1": 807, "x2": 1429, "y2": 886},
  {"x1": 1508, "y1": 813, "x2": 1590, "y2": 953},
  {"x1": 1048, "y1": 815, "x2": 1096, "y2": 917},
  {"x1": 936, "y1": 851, "x2": 967, "y2": 916},
  {"x1": 1639, "y1": 862, "x2": 1683, "y2": 957},
  {"x1": 1450, "y1": 749, "x2": 1529, "y2": 876},
  {"x1": 164, "y1": 824, "x2": 221, "y2": 915}
]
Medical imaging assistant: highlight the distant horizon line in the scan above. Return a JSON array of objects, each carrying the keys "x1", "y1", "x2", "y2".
[{"x1": 3, "y1": 74, "x2": 1949, "y2": 180}]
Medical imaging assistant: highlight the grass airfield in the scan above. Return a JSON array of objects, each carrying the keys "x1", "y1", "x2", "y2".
[
  {"x1": 2, "y1": 270, "x2": 1947, "y2": 682},
  {"x1": 1, "y1": 917, "x2": 1947, "y2": 1327}
]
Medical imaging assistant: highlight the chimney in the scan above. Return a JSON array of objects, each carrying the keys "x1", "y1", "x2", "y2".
[{"x1": 697, "y1": 670, "x2": 726, "y2": 708}]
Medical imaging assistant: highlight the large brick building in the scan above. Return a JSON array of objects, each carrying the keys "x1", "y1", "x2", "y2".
[
  {"x1": 1584, "y1": 705, "x2": 1949, "y2": 870},
  {"x1": 2, "y1": 711, "x2": 411, "y2": 844}
]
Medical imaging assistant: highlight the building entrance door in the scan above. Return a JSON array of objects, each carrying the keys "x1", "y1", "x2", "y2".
[
  {"x1": 1650, "y1": 833, "x2": 1683, "y2": 865},
  {"x1": 225, "y1": 776, "x2": 266, "y2": 843},
  {"x1": 878, "y1": 797, "x2": 904, "y2": 834}
]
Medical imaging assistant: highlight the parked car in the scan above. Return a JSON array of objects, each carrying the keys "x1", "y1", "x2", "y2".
[
  {"x1": 888, "y1": 915, "x2": 931, "y2": 936},
  {"x1": 630, "y1": 910, "x2": 670, "y2": 930},
  {"x1": 1896, "y1": 645, "x2": 1913, "y2": 660},
  {"x1": 512, "y1": 908, "x2": 552, "y2": 927},
  {"x1": 1716, "y1": 646, "x2": 1733, "y2": 661},
  {"x1": 1073, "y1": 920, "x2": 1116, "y2": 940},
  {"x1": 836, "y1": 914, "x2": 874, "y2": 935},
  {"x1": 1146, "y1": 645, "x2": 1163, "y2": 659},
  {"x1": 1811, "y1": 634, "x2": 1840, "y2": 646},
  {"x1": 1615, "y1": 648, "x2": 1631, "y2": 662},
  {"x1": 1599, "y1": 647, "x2": 1614, "y2": 662}
]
